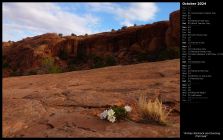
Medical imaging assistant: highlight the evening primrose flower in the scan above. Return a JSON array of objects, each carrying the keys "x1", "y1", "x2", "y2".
[
  {"x1": 99, "y1": 105, "x2": 132, "y2": 123},
  {"x1": 124, "y1": 105, "x2": 132, "y2": 112},
  {"x1": 108, "y1": 115, "x2": 116, "y2": 123},
  {"x1": 107, "y1": 109, "x2": 115, "y2": 117},
  {"x1": 100, "y1": 110, "x2": 108, "y2": 119}
]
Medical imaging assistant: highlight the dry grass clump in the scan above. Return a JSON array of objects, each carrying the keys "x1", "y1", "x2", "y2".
[{"x1": 138, "y1": 94, "x2": 171, "y2": 124}]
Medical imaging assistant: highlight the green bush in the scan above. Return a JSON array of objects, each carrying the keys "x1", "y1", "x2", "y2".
[
  {"x1": 158, "y1": 47, "x2": 180, "y2": 60},
  {"x1": 42, "y1": 57, "x2": 54, "y2": 67},
  {"x1": 42, "y1": 57, "x2": 62, "y2": 73},
  {"x1": 111, "y1": 106, "x2": 128, "y2": 120},
  {"x1": 48, "y1": 65, "x2": 62, "y2": 73}
]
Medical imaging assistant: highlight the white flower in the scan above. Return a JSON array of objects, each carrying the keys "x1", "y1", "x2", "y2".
[
  {"x1": 107, "y1": 109, "x2": 115, "y2": 117},
  {"x1": 124, "y1": 105, "x2": 132, "y2": 112},
  {"x1": 100, "y1": 110, "x2": 108, "y2": 119},
  {"x1": 106, "y1": 109, "x2": 116, "y2": 123},
  {"x1": 107, "y1": 115, "x2": 116, "y2": 123}
]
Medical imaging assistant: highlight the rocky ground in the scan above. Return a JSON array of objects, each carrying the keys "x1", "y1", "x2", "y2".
[{"x1": 3, "y1": 59, "x2": 180, "y2": 138}]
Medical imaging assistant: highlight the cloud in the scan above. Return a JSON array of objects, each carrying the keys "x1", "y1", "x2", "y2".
[
  {"x1": 118, "y1": 3, "x2": 158, "y2": 26},
  {"x1": 2, "y1": 2, "x2": 159, "y2": 41},
  {"x1": 3, "y1": 3, "x2": 100, "y2": 41},
  {"x1": 87, "y1": 2, "x2": 158, "y2": 26}
]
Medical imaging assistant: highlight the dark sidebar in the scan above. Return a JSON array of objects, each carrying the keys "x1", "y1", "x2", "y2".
[{"x1": 181, "y1": 0, "x2": 222, "y2": 138}]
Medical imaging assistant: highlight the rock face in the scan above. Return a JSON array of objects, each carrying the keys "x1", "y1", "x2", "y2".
[
  {"x1": 3, "y1": 59, "x2": 180, "y2": 137},
  {"x1": 165, "y1": 10, "x2": 180, "y2": 48},
  {"x1": 50, "y1": 21, "x2": 169, "y2": 58},
  {"x1": 2, "y1": 10, "x2": 180, "y2": 77},
  {"x1": 2, "y1": 33, "x2": 65, "y2": 77}
]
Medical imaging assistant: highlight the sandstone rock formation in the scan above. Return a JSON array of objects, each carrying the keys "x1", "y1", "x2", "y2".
[
  {"x1": 2, "y1": 10, "x2": 180, "y2": 77},
  {"x1": 165, "y1": 10, "x2": 180, "y2": 48}
]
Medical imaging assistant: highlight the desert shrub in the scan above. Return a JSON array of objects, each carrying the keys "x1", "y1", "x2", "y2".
[
  {"x1": 42, "y1": 57, "x2": 54, "y2": 67},
  {"x1": 111, "y1": 29, "x2": 115, "y2": 32},
  {"x1": 158, "y1": 47, "x2": 180, "y2": 60},
  {"x1": 111, "y1": 106, "x2": 128, "y2": 120},
  {"x1": 138, "y1": 94, "x2": 171, "y2": 125},
  {"x1": 85, "y1": 33, "x2": 88, "y2": 36},
  {"x1": 105, "y1": 56, "x2": 116, "y2": 66},
  {"x1": 134, "y1": 24, "x2": 137, "y2": 27},
  {"x1": 71, "y1": 33, "x2": 76, "y2": 36},
  {"x1": 49, "y1": 65, "x2": 62, "y2": 73},
  {"x1": 42, "y1": 57, "x2": 62, "y2": 73}
]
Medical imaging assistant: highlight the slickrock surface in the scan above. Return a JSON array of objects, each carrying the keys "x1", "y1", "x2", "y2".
[{"x1": 3, "y1": 59, "x2": 180, "y2": 138}]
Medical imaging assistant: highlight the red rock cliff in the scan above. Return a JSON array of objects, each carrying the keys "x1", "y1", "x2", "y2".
[{"x1": 2, "y1": 10, "x2": 180, "y2": 77}]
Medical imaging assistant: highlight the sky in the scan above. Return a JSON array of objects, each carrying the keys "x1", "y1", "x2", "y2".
[{"x1": 3, "y1": 2, "x2": 180, "y2": 41}]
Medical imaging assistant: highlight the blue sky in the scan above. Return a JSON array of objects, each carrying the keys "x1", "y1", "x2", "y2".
[{"x1": 3, "y1": 2, "x2": 179, "y2": 41}]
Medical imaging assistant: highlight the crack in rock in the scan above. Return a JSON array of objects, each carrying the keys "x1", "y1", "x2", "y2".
[
  {"x1": 71, "y1": 122, "x2": 96, "y2": 133},
  {"x1": 54, "y1": 104, "x2": 111, "y2": 109},
  {"x1": 46, "y1": 123, "x2": 54, "y2": 129}
]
